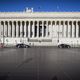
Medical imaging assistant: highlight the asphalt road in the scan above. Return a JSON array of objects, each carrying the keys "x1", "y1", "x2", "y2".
[{"x1": 0, "y1": 47, "x2": 80, "y2": 80}]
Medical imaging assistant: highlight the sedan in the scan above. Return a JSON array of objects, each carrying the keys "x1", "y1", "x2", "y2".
[
  {"x1": 16, "y1": 43, "x2": 30, "y2": 48},
  {"x1": 58, "y1": 44, "x2": 71, "y2": 48}
]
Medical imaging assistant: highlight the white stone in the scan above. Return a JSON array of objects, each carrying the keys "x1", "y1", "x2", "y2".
[{"x1": 0, "y1": 11, "x2": 80, "y2": 47}]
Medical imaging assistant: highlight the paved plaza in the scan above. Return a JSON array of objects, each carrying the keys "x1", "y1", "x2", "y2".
[{"x1": 0, "y1": 47, "x2": 80, "y2": 80}]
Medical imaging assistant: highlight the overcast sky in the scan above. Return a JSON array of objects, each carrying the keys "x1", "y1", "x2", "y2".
[{"x1": 0, "y1": 0, "x2": 80, "y2": 12}]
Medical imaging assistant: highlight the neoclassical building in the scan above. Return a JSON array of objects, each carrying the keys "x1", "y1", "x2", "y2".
[{"x1": 0, "y1": 8, "x2": 80, "y2": 46}]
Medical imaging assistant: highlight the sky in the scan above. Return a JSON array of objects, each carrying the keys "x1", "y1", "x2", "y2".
[{"x1": 0, "y1": 0, "x2": 80, "y2": 12}]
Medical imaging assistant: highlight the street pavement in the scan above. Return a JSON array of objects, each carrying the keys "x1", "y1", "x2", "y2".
[{"x1": 0, "y1": 47, "x2": 80, "y2": 80}]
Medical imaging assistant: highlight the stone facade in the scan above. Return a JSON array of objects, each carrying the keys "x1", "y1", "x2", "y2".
[{"x1": 0, "y1": 9, "x2": 80, "y2": 47}]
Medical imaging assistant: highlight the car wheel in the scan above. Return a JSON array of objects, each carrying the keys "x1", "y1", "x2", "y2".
[
  {"x1": 25, "y1": 46, "x2": 28, "y2": 48},
  {"x1": 58, "y1": 45, "x2": 62, "y2": 48},
  {"x1": 17, "y1": 45, "x2": 20, "y2": 48},
  {"x1": 67, "y1": 45, "x2": 70, "y2": 48}
]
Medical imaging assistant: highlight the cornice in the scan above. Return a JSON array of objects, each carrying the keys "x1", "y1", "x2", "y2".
[{"x1": 0, "y1": 12, "x2": 80, "y2": 19}]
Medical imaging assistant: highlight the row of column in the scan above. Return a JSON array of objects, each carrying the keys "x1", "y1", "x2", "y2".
[
  {"x1": 0, "y1": 21, "x2": 49, "y2": 38},
  {"x1": 0, "y1": 21, "x2": 80, "y2": 38},
  {"x1": 53, "y1": 21, "x2": 80, "y2": 38}
]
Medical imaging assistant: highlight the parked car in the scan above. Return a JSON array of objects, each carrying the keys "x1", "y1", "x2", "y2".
[
  {"x1": 16, "y1": 43, "x2": 30, "y2": 48},
  {"x1": 58, "y1": 44, "x2": 71, "y2": 48}
]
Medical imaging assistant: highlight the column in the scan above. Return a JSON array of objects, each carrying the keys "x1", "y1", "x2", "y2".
[
  {"x1": 8, "y1": 21, "x2": 11, "y2": 37},
  {"x1": 46, "y1": 21, "x2": 48, "y2": 37},
  {"x1": 2, "y1": 22, "x2": 4, "y2": 43},
  {"x1": 58, "y1": 21, "x2": 60, "y2": 39},
  {"x1": 74, "y1": 22, "x2": 76, "y2": 37},
  {"x1": 53, "y1": 21, "x2": 56, "y2": 38},
  {"x1": 51, "y1": 21, "x2": 53, "y2": 38},
  {"x1": 78, "y1": 21, "x2": 80, "y2": 37},
  {"x1": 32, "y1": 21, "x2": 35, "y2": 38},
  {"x1": 26, "y1": 22, "x2": 28, "y2": 37},
  {"x1": 0, "y1": 21, "x2": 3, "y2": 37},
  {"x1": 37, "y1": 21, "x2": 39, "y2": 38},
  {"x1": 76, "y1": 21, "x2": 79, "y2": 38},
  {"x1": 56, "y1": 21, "x2": 59, "y2": 38},
  {"x1": 12, "y1": 21, "x2": 14, "y2": 37},
  {"x1": 11, "y1": 22, "x2": 12, "y2": 37},
  {"x1": 18, "y1": 21, "x2": 20, "y2": 37},
  {"x1": 48, "y1": 21, "x2": 52, "y2": 38},
  {"x1": 10, "y1": 22, "x2": 12, "y2": 37},
  {"x1": 63, "y1": 21, "x2": 66, "y2": 37},
  {"x1": 59, "y1": 21, "x2": 63, "y2": 38},
  {"x1": 0, "y1": 22, "x2": 1, "y2": 37},
  {"x1": 52, "y1": 21, "x2": 54, "y2": 38},
  {"x1": 69, "y1": 21, "x2": 72, "y2": 37},
  {"x1": 20, "y1": 21, "x2": 22, "y2": 37},
  {"x1": 28, "y1": 21, "x2": 30, "y2": 38},
  {"x1": 1, "y1": 22, "x2": 4, "y2": 44},
  {"x1": 7, "y1": 22, "x2": 8, "y2": 37},
  {"x1": 30, "y1": 22, "x2": 32, "y2": 37},
  {"x1": 42, "y1": 21, "x2": 44, "y2": 37},
  {"x1": 22, "y1": 22, "x2": 24, "y2": 37},
  {"x1": 55, "y1": 21, "x2": 58, "y2": 38},
  {"x1": 24, "y1": 21, "x2": 26, "y2": 37},
  {"x1": 68, "y1": 21, "x2": 70, "y2": 38},
  {"x1": 16, "y1": 21, "x2": 18, "y2": 37},
  {"x1": 65, "y1": 21, "x2": 68, "y2": 37},
  {"x1": 4, "y1": 21, "x2": 7, "y2": 37},
  {"x1": 62, "y1": 21, "x2": 64, "y2": 37},
  {"x1": 72, "y1": 21, "x2": 75, "y2": 38}
]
